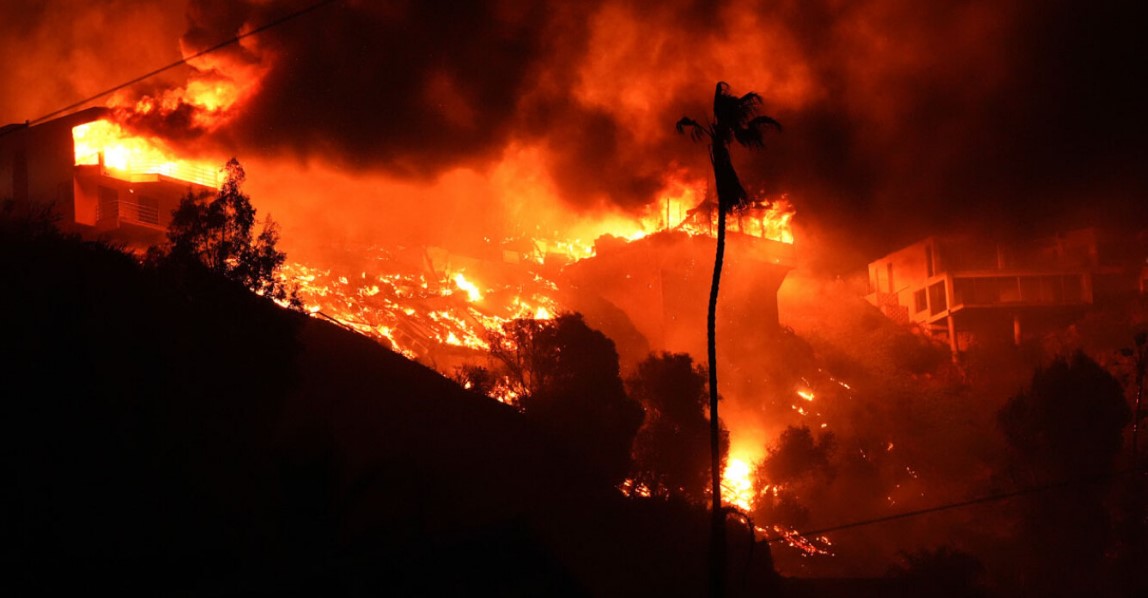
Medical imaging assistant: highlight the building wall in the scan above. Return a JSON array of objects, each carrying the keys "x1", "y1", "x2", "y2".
[
  {"x1": 866, "y1": 228, "x2": 1144, "y2": 353},
  {"x1": 2, "y1": 108, "x2": 214, "y2": 247},
  {"x1": 0, "y1": 108, "x2": 110, "y2": 225},
  {"x1": 564, "y1": 231, "x2": 794, "y2": 364}
]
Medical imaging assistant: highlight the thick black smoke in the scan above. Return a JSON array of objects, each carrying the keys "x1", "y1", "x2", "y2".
[
  {"x1": 177, "y1": 0, "x2": 1147, "y2": 263},
  {"x1": 761, "y1": 0, "x2": 1148, "y2": 258},
  {"x1": 2, "y1": 1, "x2": 1145, "y2": 265}
]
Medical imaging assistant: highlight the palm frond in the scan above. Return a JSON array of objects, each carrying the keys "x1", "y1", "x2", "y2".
[
  {"x1": 732, "y1": 115, "x2": 782, "y2": 148},
  {"x1": 735, "y1": 92, "x2": 763, "y2": 123},
  {"x1": 733, "y1": 126, "x2": 764, "y2": 148},
  {"x1": 749, "y1": 115, "x2": 782, "y2": 132},
  {"x1": 675, "y1": 117, "x2": 709, "y2": 142},
  {"x1": 713, "y1": 82, "x2": 771, "y2": 139}
]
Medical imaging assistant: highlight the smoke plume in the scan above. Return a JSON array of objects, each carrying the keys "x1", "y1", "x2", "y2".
[{"x1": 2, "y1": 0, "x2": 1146, "y2": 265}]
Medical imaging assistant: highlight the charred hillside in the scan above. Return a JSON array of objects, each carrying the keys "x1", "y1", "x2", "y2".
[{"x1": 0, "y1": 213, "x2": 776, "y2": 596}]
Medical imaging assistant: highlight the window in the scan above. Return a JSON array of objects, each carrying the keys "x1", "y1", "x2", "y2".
[
  {"x1": 928, "y1": 282, "x2": 947, "y2": 315},
  {"x1": 913, "y1": 288, "x2": 928, "y2": 313}
]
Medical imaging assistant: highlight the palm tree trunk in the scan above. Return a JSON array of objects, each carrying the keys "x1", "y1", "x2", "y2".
[{"x1": 707, "y1": 201, "x2": 727, "y2": 597}]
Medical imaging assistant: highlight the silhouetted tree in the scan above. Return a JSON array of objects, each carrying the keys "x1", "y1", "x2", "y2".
[
  {"x1": 628, "y1": 353, "x2": 728, "y2": 504},
  {"x1": 677, "y1": 81, "x2": 780, "y2": 594},
  {"x1": 156, "y1": 158, "x2": 297, "y2": 305},
  {"x1": 452, "y1": 363, "x2": 502, "y2": 399},
  {"x1": 751, "y1": 425, "x2": 834, "y2": 531},
  {"x1": 1114, "y1": 331, "x2": 1147, "y2": 596},
  {"x1": 758, "y1": 425, "x2": 836, "y2": 485},
  {"x1": 757, "y1": 489, "x2": 812, "y2": 530},
  {"x1": 487, "y1": 313, "x2": 644, "y2": 487},
  {"x1": 999, "y1": 352, "x2": 1129, "y2": 480},
  {"x1": 997, "y1": 352, "x2": 1130, "y2": 595}
]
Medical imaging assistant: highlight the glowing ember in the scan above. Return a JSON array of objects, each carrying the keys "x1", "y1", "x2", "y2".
[
  {"x1": 766, "y1": 525, "x2": 835, "y2": 557},
  {"x1": 619, "y1": 478, "x2": 653, "y2": 498}
]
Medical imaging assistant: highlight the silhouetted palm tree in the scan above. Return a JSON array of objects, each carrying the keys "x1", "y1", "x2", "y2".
[{"x1": 676, "y1": 81, "x2": 780, "y2": 596}]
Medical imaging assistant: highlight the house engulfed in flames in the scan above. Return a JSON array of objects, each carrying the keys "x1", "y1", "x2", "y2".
[
  {"x1": 867, "y1": 228, "x2": 1148, "y2": 357},
  {"x1": 566, "y1": 223, "x2": 795, "y2": 366},
  {"x1": 0, "y1": 107, "x2": 219, "y2": 248}
]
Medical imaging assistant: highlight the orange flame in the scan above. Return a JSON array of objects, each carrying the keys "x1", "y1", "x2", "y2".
[
  {"x1": 722, "y1": 456, "x2": 758, "y2": 512},
  {"x1": 73, "y1": 120, "x2": 221, "y2": 188},
  {"x1": 452, "y1": 272, "x2": 483, "y2": 302}
]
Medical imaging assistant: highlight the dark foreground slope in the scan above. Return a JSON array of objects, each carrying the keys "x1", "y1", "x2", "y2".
[{"x1": 1, "y1": 221, "x2": 776, "y2": 596}]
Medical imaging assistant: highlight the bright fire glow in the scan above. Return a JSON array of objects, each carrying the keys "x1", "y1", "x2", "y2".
[
  {"x1": 73, "y1": 120, "x2": 221, "y2": 188},
  {"x1": 278, "y1": 257, "x2": 561, "y2": 359},
  {"x1": 452, "y1": 272, "x2": 483, "y2": 302},
  {"x1": 533, "y1": 176, "x2": 795, "y2": 266},
  {"x1": 722, "y1": 457, "x2": 757, "y2": 512}
]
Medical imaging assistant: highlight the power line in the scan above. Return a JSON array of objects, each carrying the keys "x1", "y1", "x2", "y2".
[
  {"x1": 21, "y1": 0, "x2": 339, "y2": 128},
  {"x1": 766, "y1": 465, "x2": 1146, "y2": 544}
]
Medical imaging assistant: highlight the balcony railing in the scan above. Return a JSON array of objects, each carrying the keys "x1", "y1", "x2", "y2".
[{"x1": 96, "y1": 195, "x2": 163, "y2": 230}]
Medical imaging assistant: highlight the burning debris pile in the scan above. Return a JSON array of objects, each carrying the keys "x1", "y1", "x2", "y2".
[
  {"x1": 278, "y1": 244, "x2": 561, "y2": 362},
  {"x1": 274, "y1": 196, "x2": 796, "y2": 369}
]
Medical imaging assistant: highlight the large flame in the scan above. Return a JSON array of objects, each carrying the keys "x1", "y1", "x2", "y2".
[
  {"x1": 73, "y1": 119, "x2": 221, "y2": 188},
  {"x1": 722, "y1": 456, "x2": 758, "y2": 512},
  {"x1": 70, "y1": 71, "x2": 254, "y2": 188}
]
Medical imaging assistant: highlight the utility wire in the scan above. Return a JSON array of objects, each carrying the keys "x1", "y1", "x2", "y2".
[
  {"x1": 16, "y1": 0, "x2": 339, "y2": 129},
  {"x1": 766, "y1": 465, "x2": 1146, "y2": 544}
]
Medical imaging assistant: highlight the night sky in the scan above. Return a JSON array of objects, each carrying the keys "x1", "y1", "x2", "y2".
[{"x1": 3, "y1": 0, "x2": 1146, "y2": 266}]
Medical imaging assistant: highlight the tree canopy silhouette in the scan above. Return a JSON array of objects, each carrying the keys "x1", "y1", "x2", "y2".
[
  {"x1": 752, "y1": 424, "x2": 836, "y2": 530},
  {"x1": 677, "y1": 81, "x2": 780, "y2": 595},
  {"x1": 483, "y1": 313, "x2": 645, "y2": 488},
  {"x1": 759, "y1": 425, "x2": 836, "y2": 485},
  {"x1": 628, "y1": 352, "x2": 728, "y2": 505},
  {"x1": 997, "y1": 352, "x2": 1131, "y2": 595},
  {"x1": 155, "y1": 157, "x2": 296, "y2": 305}
]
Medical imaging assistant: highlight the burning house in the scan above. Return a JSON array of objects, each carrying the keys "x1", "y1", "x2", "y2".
[
  {"x1": 867, "y1": 227, "x2": 1147, "y2": 356},
  {"x1": 565, "y1": 221, "x2": 796, "y2": 365},
  {"x1": 0, "y1": 107, "x2": 219, "y2": 248}
]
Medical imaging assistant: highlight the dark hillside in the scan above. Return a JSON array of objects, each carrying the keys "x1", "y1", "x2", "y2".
[{"x1": 1, "y1": 216, "x2": 776, "y2": 595}]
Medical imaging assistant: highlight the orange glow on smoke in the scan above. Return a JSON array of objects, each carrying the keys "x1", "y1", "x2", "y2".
[
  {"x1": 107, "y1": 44, "x2": 264, "y2": 132},
  {"x1": 68, "y1": 46, "x2": 263, "y2": 191}
]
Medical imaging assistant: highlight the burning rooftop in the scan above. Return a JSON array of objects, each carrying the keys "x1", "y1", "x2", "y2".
[{"x1": 0, "y1": 107, "x2": 221, "y2": 247}]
